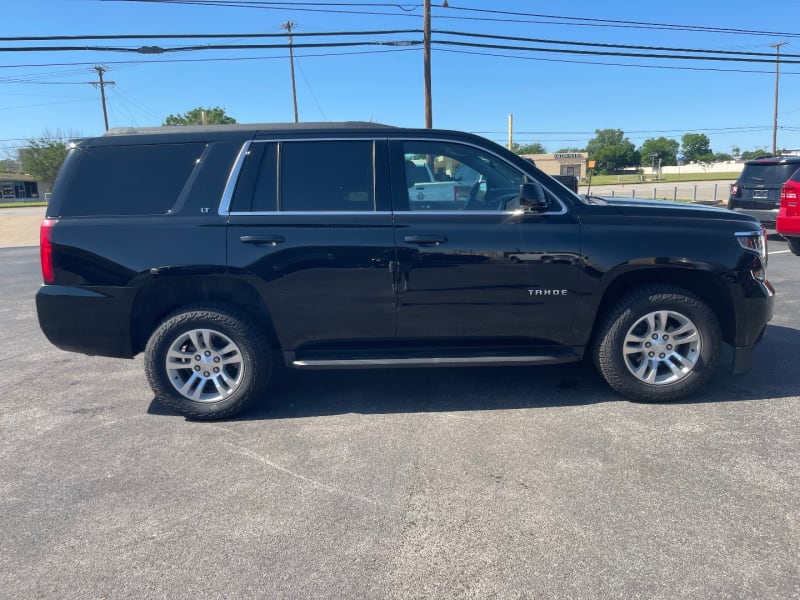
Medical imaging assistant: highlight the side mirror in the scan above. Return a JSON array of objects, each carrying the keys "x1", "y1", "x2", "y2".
[{"x1": 519, "y1": 182, "x2": 549, "y2": 212}]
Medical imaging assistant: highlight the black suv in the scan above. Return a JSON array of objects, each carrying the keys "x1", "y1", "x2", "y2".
[
  {"x1": 729, "y1": 155, "x2": 800, "y2": 223},
  {"x1": 37, "y1": 123, "x2": 774, "y2": 419}
]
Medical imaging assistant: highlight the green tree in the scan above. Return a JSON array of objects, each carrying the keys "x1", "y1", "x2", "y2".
[
  {"x1": 510, "y1": 142, "x2": 547, "y2": 155},
  {"x1": 554, "y1": 146, "x2": 584, "y2": 154},
  {"x1": 639, "y1": 137, "x2": 679, "y2": 166},
  {"x1": 0, "y1": 158, "x2": 21, "y2": 173},
  {"x1": 586, "y1": 129, "x2": 639, "y2": 171},
  {"x1": 681, "y1": 133, "x2": 712, "y2": 162},
  {"x1": 163, "y1": 106, "x2": 237, "y2": 126},
  {"x1": 713, "y1": 152, "x2": 733, "y2": 162},
  {"x1": 740, "y1": 148, "x2": 771, "y2": 160},
  {"x1": 18, "y1": 133, "x2": 69, "y2": 187}
]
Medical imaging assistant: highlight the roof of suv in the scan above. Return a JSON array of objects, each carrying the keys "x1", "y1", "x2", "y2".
[
  {"x1": 103, "y1": 121, "x2": 397, "y2": 136},
  {"x1": 743, "y1": 155, "x2": 800, "y2": 166},
  {"x1": 83, "y1": 121, "x2": 506, "y2": 150}
]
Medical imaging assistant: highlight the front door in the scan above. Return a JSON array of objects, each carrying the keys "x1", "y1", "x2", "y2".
[{"x1": 390, "y1": 139, "x2": 580, "y2": 346}]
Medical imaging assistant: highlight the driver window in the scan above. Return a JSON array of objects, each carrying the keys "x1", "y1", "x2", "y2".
[{"x1": 402, "y1": 141, "x2": 524, "y2": 212}]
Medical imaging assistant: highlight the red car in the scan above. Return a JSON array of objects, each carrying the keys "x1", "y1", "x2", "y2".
[{"x1": 777, "y1": 174, "x2": 800, "y2": 256}]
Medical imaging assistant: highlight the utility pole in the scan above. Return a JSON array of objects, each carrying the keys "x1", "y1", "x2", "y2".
[
  {"x1": 771, "y1": 41, "x2": 788, "y2": 156},
  {"x1": 87, "y1": 66, "x2": 115, "y2": 131},
  {"x1": 282, "y1": 21, "x2": 299, "y2": 123},
  {"x1": 507, "y1": 114, "x2": 513, "y2": 150},
  {"x1": 423, "y1": 0, "x2": 432, "y2": 128}
]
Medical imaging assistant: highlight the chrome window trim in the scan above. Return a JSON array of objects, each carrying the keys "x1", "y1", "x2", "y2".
[
  {"x1": 219, "y1": 135, "x2": 569, "y2": 217},
  {"x1": 218, "y1": 140, "x2": 252, "y2": 216}
]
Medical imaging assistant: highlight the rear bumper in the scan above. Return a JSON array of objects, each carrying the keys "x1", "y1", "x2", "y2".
[
  {"x1": 730, "y1": 207, "x2": 778, "y2": 224},
  {"x1": 36, "y1": 285, "x2": 136, "y2": 358},
  {"x1": 776, "y1": 214, "x2": 800, "y2": 236}
]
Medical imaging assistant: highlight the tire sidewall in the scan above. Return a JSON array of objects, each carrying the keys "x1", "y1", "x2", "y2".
[
  {"x1": 145, "y1": 307, "x2": 268, "y2": 419},
  {"x1": 596, "y1": 288, "x2": 720, "y2": 402}
]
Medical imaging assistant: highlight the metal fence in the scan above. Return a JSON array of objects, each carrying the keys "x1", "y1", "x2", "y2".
[{"x1": 585, "y1": 182, "x2": 729, "y2": 204}]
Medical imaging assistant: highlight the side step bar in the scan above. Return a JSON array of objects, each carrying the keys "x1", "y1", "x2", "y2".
[{"x1": 292, "y1": 354, "x2": 576, "y2": 369}]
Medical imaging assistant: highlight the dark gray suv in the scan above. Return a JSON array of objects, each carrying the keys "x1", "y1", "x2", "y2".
[{"x1": 729, "y1": 156, "x2": 800, "y2": 224}]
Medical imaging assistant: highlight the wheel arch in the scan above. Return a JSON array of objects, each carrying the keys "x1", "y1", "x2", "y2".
[
  {"x1": 591, "y1": 267, "x2": 736, "y2": 347},
  {"x1": 130, "y1": 275, "x2": 280, "y2": 355}
]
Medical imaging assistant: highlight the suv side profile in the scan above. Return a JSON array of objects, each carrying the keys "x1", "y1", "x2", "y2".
[
  {"x1": 37, "y1": 123, "x2": 774, "y2": 420},
  {"x1": 729, "y1": 155, "x2": 800, "y2": 224}
]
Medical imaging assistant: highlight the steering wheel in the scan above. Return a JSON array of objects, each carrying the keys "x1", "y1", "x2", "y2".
[{"x1": 463, "y1": 187, "x2": 521, "y2": 211}]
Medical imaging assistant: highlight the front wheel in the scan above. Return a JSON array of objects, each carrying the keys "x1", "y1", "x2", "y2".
[
  {"x1": 593, "y1": 286, "x2": 721, "y2": 402},
  {"x1": 787, "y1": 237, "x2": 800, "y2": 256},
  {"x1": 144, "y1": 304, "x2": 272, "y2": 420}
]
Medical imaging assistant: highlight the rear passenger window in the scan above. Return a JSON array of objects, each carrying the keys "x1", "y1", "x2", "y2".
[
  {"x1": 281, "y1": 141, "x2": 374, "y2": 212},
  {"x1": 62, "y1": 143, "x2": 206, "y2": 216}
]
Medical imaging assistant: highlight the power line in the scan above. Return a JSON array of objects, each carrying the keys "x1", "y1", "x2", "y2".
[
  {"x1": 0, "y1": 46, "x2": 420, "y2": 69},
  {"x1": 432, "y1": 40, "x2": 800, "y2": 65},
  {"x1": 435, "y1": 30, "x2": 800, "y2": 59},
  {"x1": 0, "y1": 29, "x2": 420, "y2": 41},
  {"x1": 434, "y1": 48, "x2": 800, "y2": 76},
  {"x1": 0, "y1": 40, "x2": 423, "y2": 53},
  {"x1": 4, "y1": 28, "x2": 800, "y2": 64}
]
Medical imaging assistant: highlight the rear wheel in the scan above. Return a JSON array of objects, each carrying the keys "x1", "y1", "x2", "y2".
[
  {"x1": 593, "y1": 286, "x2": 721, "y2": 402},
  {"x1": 787, "y1": 237, "x2": 800, "y2": 256},
  {"x1": 145, "y1": 304, "x2": 272, "y2": 420}
]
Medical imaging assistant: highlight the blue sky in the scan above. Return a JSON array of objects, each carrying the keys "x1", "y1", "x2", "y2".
[{"x1": 2, "y1": 0, "x2": 799, "y2": 157}]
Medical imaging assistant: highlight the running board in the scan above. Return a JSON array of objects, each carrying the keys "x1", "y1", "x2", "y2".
[{"x1": 291, "y1": 354, "x2": 576, "y2": 369}]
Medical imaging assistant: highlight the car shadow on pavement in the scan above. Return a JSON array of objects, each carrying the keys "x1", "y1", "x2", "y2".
[
  {"x1": 147, "y1": 361, "x2": 612, "y2": 420},
  {"x1": 147, "y1": 324, "x2": 800, "y2": 421}
]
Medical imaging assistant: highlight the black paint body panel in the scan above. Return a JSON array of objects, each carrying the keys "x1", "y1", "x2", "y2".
[{"x1": 36, "y1": 123, "x2": 774, "y2": 371}]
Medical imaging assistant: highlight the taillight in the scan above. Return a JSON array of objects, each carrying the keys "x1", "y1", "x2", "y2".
[
  {"x1": 781, "y1": 181, "x2": 800, "y2": 217},
  {"x1": 730, "y1": 183, "x2": 739, "y2": 196},
  {"x1": 40, "y1": 218, "x2": 56, "y2": 284}
]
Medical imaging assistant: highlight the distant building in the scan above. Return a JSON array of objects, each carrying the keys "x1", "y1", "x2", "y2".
[
  {"x1": 0, "y1": 173, "x2": 42, "y2": 201},
  {"x1": 522, "y1": 152, "x2": 588, "y2": 181}
]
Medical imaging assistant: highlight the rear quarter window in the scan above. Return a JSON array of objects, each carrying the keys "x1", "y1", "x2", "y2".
[{"x1": 60, "y1": 142, "x2": 206, "y2": 216}]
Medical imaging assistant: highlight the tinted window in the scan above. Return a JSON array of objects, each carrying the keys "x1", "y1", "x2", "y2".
[
  {"x1": 402, "y1": 141, "x2": 524, "y2": 211},
  {"x1": 740, "y1": 163, "x2": 800, "y2": 186},
  {"x1": 62, "y1": 143, "x2": 205, "y2": 216},
  {"x1": 230, "y1": 142, "x2": 278, "y2": 212},
  {"x1": 281, "y1": 141, "x2": 374, "y2": 212}
]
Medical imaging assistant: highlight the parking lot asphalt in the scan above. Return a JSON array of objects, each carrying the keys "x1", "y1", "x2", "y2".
[{"x1": 1, "y1": 241, "x2": 798, "y2": 599}]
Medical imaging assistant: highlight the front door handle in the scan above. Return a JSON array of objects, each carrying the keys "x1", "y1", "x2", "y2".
[
  {"x1": 404, "y1": 235, "x2": 447, "y2": 246},
  {"x1": 240, "y1": 235, "x2": 285, "y2": 246}
]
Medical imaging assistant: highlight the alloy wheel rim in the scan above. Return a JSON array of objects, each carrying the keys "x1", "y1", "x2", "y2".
[
  {"x1": 165, "y1": 328, "x2": 244, "y2": 402},
  {"x1": 622, "y1": 310, "x2": 701, "y2": 385}
]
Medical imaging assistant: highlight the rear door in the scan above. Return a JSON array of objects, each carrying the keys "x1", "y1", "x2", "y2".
[{"x1": 224, "y1": 137, "x2": 397, "y2": 352}]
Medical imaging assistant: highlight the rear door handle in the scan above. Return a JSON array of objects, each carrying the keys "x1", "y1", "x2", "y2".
[
  {"x1": 240, "y1": 235, "x2": 285, "y2": 246},
  {"x1": 404, "y1": 235, "x2": 447, "y2": 246}
]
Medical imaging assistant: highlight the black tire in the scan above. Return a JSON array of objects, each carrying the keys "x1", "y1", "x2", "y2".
[
  {"x1": 144, "y1": 304, "x2": 272, "y2": 420},
  {"x1": 787, "y1": 237, "x2": 800, "y2": 256},
  {"x1": 593, "y1": 285, "x2": 721, "y2": 402}
]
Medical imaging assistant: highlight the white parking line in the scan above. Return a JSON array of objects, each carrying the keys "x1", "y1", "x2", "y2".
[{"x1": 770, "y1": 250, "x2": 792, "y2": 255}]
